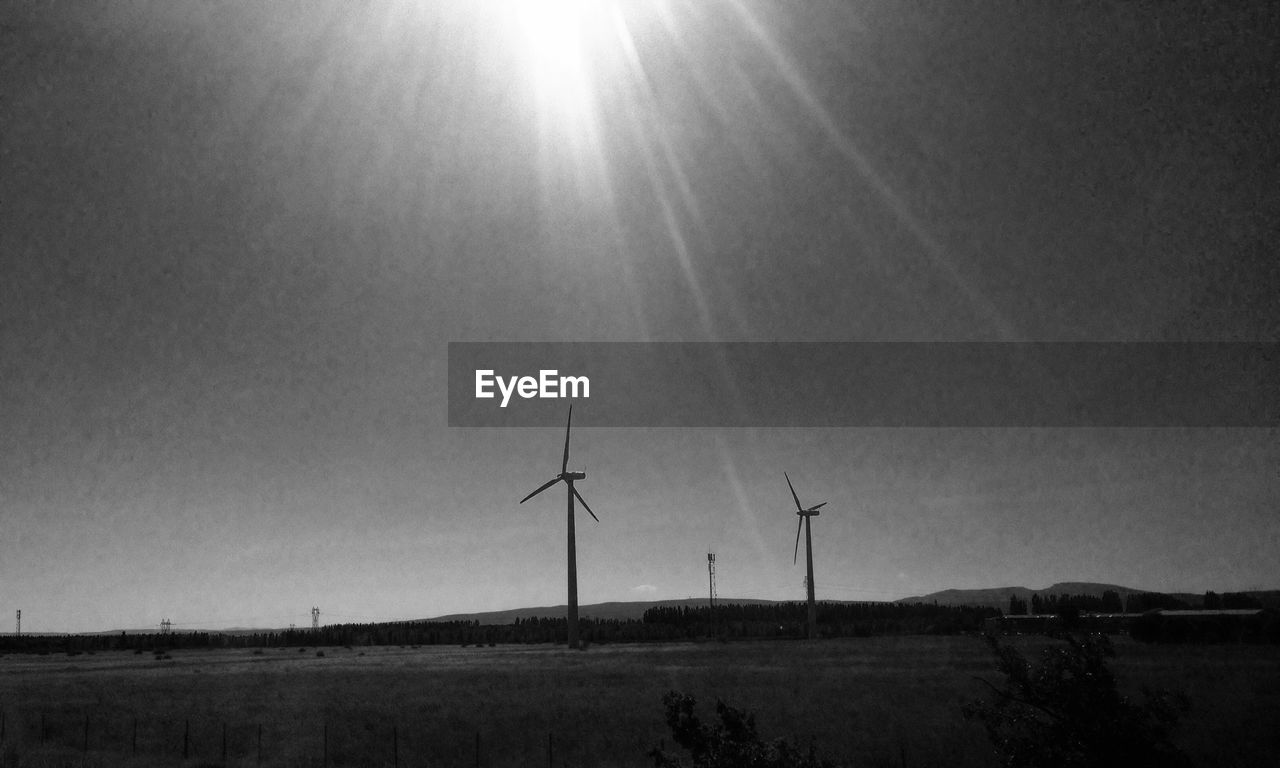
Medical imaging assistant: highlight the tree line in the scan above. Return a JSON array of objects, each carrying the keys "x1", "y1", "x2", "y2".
[
  {"x1": 0, "y1": 602, "x2": 998, "y2": 654},
  {"x1": 1006, "y1": 590, "x2": 1266, "y2": 616}
]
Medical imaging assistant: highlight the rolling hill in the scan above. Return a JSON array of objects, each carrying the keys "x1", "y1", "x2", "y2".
[{"x1": 894, "y1": 581, "x2": 1150, "y2": 611}]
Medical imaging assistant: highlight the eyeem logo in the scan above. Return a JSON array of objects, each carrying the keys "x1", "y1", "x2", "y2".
[{"x1": 475, "y1": 369, "x2": 590, "y2": 408}]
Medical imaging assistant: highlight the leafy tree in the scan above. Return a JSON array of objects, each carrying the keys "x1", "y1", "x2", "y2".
[
  {"x1": 1222, "y1": 592, "x2": 1262, "y2": 609},
  {"x1": 964, "y1": 632, "x2": 1190, "y2": 768},
  {"x1": 1125, "y1": 592, "x2": 1190, "y2": 613},
  {"x1": 650, "y1": 691, "x2": 836, "y2": 768}
]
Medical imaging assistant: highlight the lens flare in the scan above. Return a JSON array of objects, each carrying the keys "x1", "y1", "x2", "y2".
[{"x1": 511, "y1": 0, "x2": 600, "y2": 123}]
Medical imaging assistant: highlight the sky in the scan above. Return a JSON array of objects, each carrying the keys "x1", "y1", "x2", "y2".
[{"x1": 2, "y1": 0, "x2": 1277, "y2": 633}]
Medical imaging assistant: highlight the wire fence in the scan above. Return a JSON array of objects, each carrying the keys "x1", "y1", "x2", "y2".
[{"x1": 0, "y1": 708, "x2": 611, "y2": 768}]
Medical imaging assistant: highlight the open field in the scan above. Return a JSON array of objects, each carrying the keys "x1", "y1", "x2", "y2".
[{"x1": 2, "y1": 636, "x2": 1279, "y2": 767}]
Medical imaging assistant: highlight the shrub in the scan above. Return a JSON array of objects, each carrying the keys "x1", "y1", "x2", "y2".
[
  {"x1": 649, "y1": 691, "x2": 836, "y2": 768},
  {"x1": 964, "y1": 632, "x2": 1190, "y2": 768}
]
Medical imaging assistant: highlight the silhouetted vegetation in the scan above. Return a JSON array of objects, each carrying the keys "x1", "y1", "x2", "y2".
[
  {"x1": 1027, "y1": 591, "x2": 1125, "y2": 615},
  {"x1": 1123, "y1": 592, "x2": 1190, "y2": 613},
  {"x1": 0, "y1": 602, "x2": 998, "y2": 654},
  {"x1": 965, "y1": 632, "x2": 1190, "y2": 768},
  {"x1": 650, "y1": 691, "x2": 837, "y2": 768},
  {"x1": 642, "y1": 601, "x2": 997, "y2": 639}
]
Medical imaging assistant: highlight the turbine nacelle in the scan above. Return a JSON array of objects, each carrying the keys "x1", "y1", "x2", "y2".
[
  {"x1": 518, "y1": 405, "x2": 599, "y2": 523},
  {"x1": 785, "y1": 472, "x2": 828, "y2": 565}
]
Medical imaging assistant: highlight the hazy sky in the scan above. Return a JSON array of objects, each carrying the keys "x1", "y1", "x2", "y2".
[{"x1": 2, "y1": 0, "x2": 1277, "y2": 633}]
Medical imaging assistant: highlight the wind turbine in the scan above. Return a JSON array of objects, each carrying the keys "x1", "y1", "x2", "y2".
[
  {"x1": 786, "y1": 472, "x2": 827, "y2": 640},
  {"x1": 519, "y1": 405, "x2": 599, "y2": 650}
]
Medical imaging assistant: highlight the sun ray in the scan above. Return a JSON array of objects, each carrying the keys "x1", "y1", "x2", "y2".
[{"x1": 727, "y1": 1, "x2": 1022, "y2": 341}]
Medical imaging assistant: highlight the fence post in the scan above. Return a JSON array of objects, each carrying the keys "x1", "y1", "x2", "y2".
[
  {"x1": 83, "y1": 713, "x2": 89, "y2": 753},
  {"x1": 1, "y1": 709, "x2": 5, "y2": 742},
  {"x1": 184, "y1": 719, "x2": 190, "y2": 759},
  {"x1": 547, "y1": 732, "x2": 553, "y2": 768},
  {"x1": 475, "y1": 730, "x2": 480, "y2": 768},
  {"x1": 257, "y1": 723, "x2": 262, "y2": 766},
  {"x1": 323, "y1": 721, "x2": 328, "y2": 767},
  {"x1": 222, "y1": 722, "x2": 227, "y2": 764},
  {"x1": 132, "y1": 717, "x2": 138, "y2": 754},
  {"x1": 40, "y1": 712, "x2": 45, "y2": 744},
  {"x1": 393, "y1": 724, "x2": 398, "y2": 768}
]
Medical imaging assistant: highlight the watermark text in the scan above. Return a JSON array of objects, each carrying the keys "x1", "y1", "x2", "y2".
[{"x1": 475, "y1": 369, "x2": 590, "y2": 408}]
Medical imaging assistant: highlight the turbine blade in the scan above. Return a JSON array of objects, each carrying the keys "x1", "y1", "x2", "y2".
[
  {"x1": 793, "y1": 517, "x2": 803, "y2": 564},
  {"x1": 785, "y1": 472, "x2": 803, "y2": 512},
  {"x1": 572, "y1": 486, "x2": 599, "y2": 522},
  {"x1": 519, "y1": 477, "x2": 562, "y2": 504},
  {"x1": 561, "y1": 405, "x2": 573, "y2": 475},
  {"x1": 809, "y1": 502, "x2": 828, "y2": 512}
]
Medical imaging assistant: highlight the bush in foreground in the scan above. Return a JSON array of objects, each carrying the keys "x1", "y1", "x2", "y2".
[
  {"x1": 964, "y1": 632, "x2": 1190, "y2": 768},
  {"x1": 649, "y1": 691, "x2": 836, "y2": 768}
]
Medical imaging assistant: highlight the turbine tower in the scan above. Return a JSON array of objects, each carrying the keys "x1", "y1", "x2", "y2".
[
  {"x1": 786, "y1": 472, "x2": 827, "y2": 640},
  {"x1": 519, "y1": 405, "x2": 600, "y2": 650}
]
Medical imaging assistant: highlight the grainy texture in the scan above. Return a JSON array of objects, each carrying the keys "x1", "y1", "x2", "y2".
[{"x1": 2, "y1": 636, "x2": 1278, "y2": 767}]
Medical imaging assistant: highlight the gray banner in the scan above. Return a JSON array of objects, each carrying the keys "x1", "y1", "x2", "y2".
[{"x1": 447, "y1": 342, "x2": 1278, "y2": 427}]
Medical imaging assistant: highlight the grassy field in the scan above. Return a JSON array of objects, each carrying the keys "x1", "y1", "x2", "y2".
[{"x1": 1, "y1": 636, "x2": 1278, "y2": 767}]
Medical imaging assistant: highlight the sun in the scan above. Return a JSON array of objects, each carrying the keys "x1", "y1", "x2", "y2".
[{"x1": 508, "y1": 0, "x2": 609, "y2": 123}]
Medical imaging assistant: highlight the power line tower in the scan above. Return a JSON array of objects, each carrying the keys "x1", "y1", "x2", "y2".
[
  {"x1": 160, "y1": 618, "x2": 171, "y2": 634},
  {"x1": 15, "y1": 609, "x2": 19, "y2": 636},
  {"x1": 311, "y1": 606, "x2": 320, "y2": 631},
  {"x1": 707, "y1": 552, "x2": 717, "y2": 611}
]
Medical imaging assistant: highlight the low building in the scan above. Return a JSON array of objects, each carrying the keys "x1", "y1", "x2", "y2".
[{"x1": 986, "y1": 609, "x2": 1274, "y2": 642}]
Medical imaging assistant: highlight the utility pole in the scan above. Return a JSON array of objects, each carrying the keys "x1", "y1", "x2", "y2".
[
  {"x1": 15, "y1": 609, "x2": 19, "y2": 636},
  {"x1": 311, "y1": 606, "x2": 320, "y2": 631}
]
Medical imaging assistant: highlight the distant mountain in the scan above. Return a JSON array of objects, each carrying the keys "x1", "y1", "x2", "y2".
[
  {"x1": 895, "y1": 582, "x2": 1150, "y2": 611},
  {"x1": 896, "y1": 582, "x2": 1280, "y2": 611}
]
